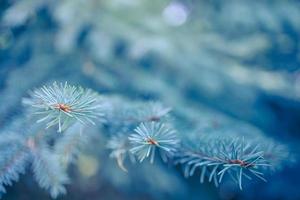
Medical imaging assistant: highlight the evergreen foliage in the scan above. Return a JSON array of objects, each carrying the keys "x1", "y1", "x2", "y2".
[
  {"x1": 0, "y1": 82, "x2": 292, "y2": 198},
  {"x1": 0, "y1": 0, "x2": 299, "y2": 199},
  {"x1": 0, "y1": 135, "x2": 30, "y2": 195},
  {"x1": 129, "y1": 122, "x2": 179, "y2": 163},
  {"x1": 23, "y1": 82, "x2": 105, "y2": 132}
]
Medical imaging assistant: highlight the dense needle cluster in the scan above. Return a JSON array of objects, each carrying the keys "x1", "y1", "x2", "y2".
[
  {"x1": 175, "y1": 135, "x2": 286, "y2": 189},
  {"x1": 23, "y1": 82, "x2": 105, "y2": 132},
  {"x1": 129, "y1": 122, "x2": 179, "y2": 163}
]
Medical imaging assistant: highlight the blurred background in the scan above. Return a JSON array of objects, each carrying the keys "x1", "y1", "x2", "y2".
[{"x1": 0, "y1": 0, "x2": 300, "y2": 199}]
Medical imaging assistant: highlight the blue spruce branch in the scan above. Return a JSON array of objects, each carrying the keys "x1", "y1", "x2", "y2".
[
  {"x1": 0, "y1": 82, "x2": 293, "y2": 198},
  {"x1": 175, "y1": 135, "x2": 289, "y2": 190}
]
